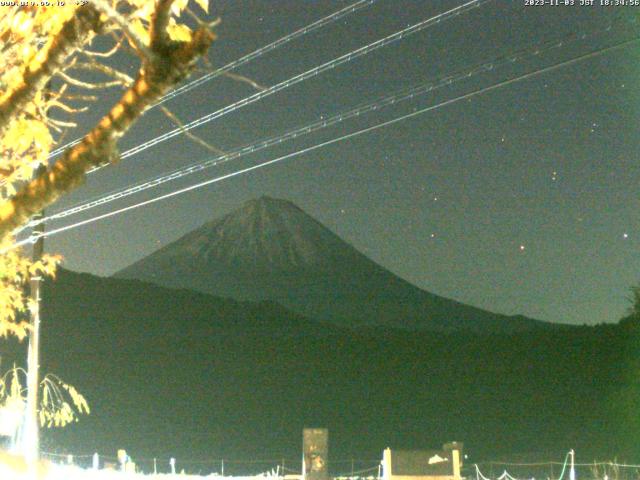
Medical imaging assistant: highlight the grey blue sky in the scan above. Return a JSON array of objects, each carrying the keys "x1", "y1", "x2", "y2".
[{"x1": 39, "y1": 0, "x2": 640, "y2": 325}]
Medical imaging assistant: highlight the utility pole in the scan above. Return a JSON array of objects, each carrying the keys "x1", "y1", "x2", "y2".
[
  {"x1": 23, "y1": 165, "x2": 46, "y2": 464},
  {"x1": 569, "y1": 449, "x2": 576, "y2": 480}
]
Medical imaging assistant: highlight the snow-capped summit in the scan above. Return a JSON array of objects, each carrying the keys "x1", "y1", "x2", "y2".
[{"x1": 162, "y1": 195, "x2": 365, "y2": 271}]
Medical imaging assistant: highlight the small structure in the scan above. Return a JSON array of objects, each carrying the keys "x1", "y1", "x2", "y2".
[
  {"x1": 117, "y1": 449, "x2": 136, "y2": 473},
  {"x1": 382, "y1": 442, "x2": 463, "y2": 480},
  {"x1": 303, "y1": 428, "x2": 329, "y2": 480}
]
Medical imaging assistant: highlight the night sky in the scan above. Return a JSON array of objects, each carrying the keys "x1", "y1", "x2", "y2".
[{"x1": 40, "y1": 0, "x2": 640, "y2": 326}]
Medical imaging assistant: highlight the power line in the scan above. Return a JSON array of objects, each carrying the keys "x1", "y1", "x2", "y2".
[
  {"x1": 152, "y1": 0, "x2": 378, "y2": 106},
  {"x1": 15, "y1": 36, "x2": 640, "y2": 247},
  {"x1": 7, "y1": 35, "x2": 636, "y2": 253},
  {"x1": 478, "y1": 462, "x2": 567, "y2": 467},
  {"x1": 30, "y1": 16, "x2": 631, "y2": 228},
  {"x1": 46, "y1": 0, "x2": 379, "y2": 160},
  {"x1": 334, "y1": 465, "x2": 380, "y2": 477},
  {"x1": 475, "y1": 452, "x2": 571, "y2": 480},
  {"x1": 85, "y1": 0, "x2": 490, "y2": 172},
  {"x1": 483, "y1": 460, "x2": 640, "y2": 468}
]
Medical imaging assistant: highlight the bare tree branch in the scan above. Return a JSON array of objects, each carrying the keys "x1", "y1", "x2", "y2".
[
  {"x1": 46, "y1": 100, "x2": 89, "y2": 115},
  {"x1": 159, "y1": 105, "x2": 226, "y2": 156},
  {"x1": 81, "y1": 34, "x2": 124, "y2": 58},
  {"x1": 91, "y1": 0, "x2": 154, "y2": 61},
  {"x1": 59, "y1": 93, "x2": 98, "y2": 102},
  {"x1": 71, "y1": 61, "x2": 134, "y2": 86},
  {"x1": 46, "y1": 118, "x2": 78, "y2": 130},
  {"x1": 0, "y1": 6, "x2": 103, "y2": 137},
  {"x1": 56, "y1": 70, "x2": 123, "y2": 90},
  {"x1": 222, "y1": 71, "x2": 267, "y2": 92},
  {"x1": 185, "y1": 7, "x2": 221, "y2": 29},
  {"x1": 150, "y1": 0, "x2": 175, "y2": 50},
  {"x1": 0, "y1": 21, "x2": 215, "y2": 238}
]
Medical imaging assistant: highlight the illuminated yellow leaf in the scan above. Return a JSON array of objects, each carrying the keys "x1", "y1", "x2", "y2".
[
  {"x1": 130, "y1": 1, "x2": 155, "y2": 22},
  {"x1": 171, "y1": 0, "x2": 190, "y2": 16},
  {"x1": 130, "y1": 18, "x2": 150, "y2": 46},
  {"x1": 194, "y1": 0, "x2": 209, "y2": 13},
  {"x1": 167, "y1": 19, "x2": 192, "y2": 42}
]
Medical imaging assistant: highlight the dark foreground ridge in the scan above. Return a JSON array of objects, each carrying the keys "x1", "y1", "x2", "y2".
[{"x1": 3, "y1": 268, "x2": 638, "y2": 465}]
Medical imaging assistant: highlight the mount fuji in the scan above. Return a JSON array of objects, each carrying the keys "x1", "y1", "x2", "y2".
[{"x1": 115, "y1": 196, "x2": 550, "y2": 333}]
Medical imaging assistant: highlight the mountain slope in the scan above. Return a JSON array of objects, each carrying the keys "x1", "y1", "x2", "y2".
[{"x1": 116, "y1": 196, "x2": 550, "y2": 333}]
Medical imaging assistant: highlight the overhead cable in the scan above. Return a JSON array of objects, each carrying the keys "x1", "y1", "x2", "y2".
[
  {"x1": 46, "y1": 0, "x2": 379, "y2": 160},
  {"x1": 85, "y1": 0, "x2": 491, "y2": 172},
  {"x1": 31, "y1": 18, "x2": 631, "y2": 228},
  {"x1": 7, "y1": 35, "x2": 636, "y2": 253}
]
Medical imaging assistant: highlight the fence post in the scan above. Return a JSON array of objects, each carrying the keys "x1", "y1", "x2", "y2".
[
  {"x1": 154, "y1": 458, "x2": 157, "y2": 474},
  {"x1": 92, "y1": 452, "x2": 99, "y2": 470},
  {"x1": 170, "y1": 457, "x2": 176, "y2": 475}
]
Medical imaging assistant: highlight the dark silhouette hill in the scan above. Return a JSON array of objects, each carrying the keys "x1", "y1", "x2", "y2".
[
  {"x1": 2, "y1": 269, "x2": 637, "y2": 471},
  {"x1": 115, "y1": 196, "x2": 551, "y2": 333}
]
